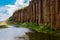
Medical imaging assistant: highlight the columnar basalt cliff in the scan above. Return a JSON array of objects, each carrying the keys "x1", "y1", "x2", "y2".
[{"x1": 12, "y1": 0, "x2": 60, "y2": 29}]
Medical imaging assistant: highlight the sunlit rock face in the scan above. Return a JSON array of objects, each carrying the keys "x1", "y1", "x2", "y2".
[
  {"x1": 0, "y1": 0, "x2": 31, "y2": 22},
  {"x1": 0, "y1": 21, "x2": 8, "y2": 26}
]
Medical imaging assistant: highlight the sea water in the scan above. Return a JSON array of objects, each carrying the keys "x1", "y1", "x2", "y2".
[{"x1": 0, "y1": 25, "x2": 31, "y2": 40}]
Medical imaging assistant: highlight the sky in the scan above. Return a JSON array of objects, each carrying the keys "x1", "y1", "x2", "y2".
[
  {"x1": 0, "y1": 0, "x2": 16, "y2": 6},
  {"x1": 0, "y1": 0, "x2": 31, "y2": 21}
]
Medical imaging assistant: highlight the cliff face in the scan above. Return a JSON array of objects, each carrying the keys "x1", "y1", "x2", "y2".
[{"x1": 12, "y1": 0, "x2": 60, "y2": 29}]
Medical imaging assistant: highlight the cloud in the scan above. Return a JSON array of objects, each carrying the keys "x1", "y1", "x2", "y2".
[
  {"x1": 0, "y1": 0, "x2": 31, "y2": 21},
  {"x1": 0, "y1": 6, "x2": 10, "y2": 21}
]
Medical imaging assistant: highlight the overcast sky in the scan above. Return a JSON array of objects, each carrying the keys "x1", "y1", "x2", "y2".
[{"x1": 0, "y1": 0, "x2": 31, "y2": 21}]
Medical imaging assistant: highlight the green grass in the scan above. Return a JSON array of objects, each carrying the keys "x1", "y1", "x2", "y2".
[{"x1": 13, "y1": 22, "x2": 60, "y2": 34}]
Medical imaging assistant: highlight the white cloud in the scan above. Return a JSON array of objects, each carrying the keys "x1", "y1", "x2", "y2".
[
  {"x1": 0, "y1": 0, "x2": 31, "y2": 21},
  {"x1": 0, "y1": 6, "x2": 10, "y2": 21}
]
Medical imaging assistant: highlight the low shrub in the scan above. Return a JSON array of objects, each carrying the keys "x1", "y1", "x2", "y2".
[
  {"x1": 11, "y1": 22, "x2": 60, "y2": 35},
  {"x1": 0, "y1": 25, "x2": 8, "y2": 28}
]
